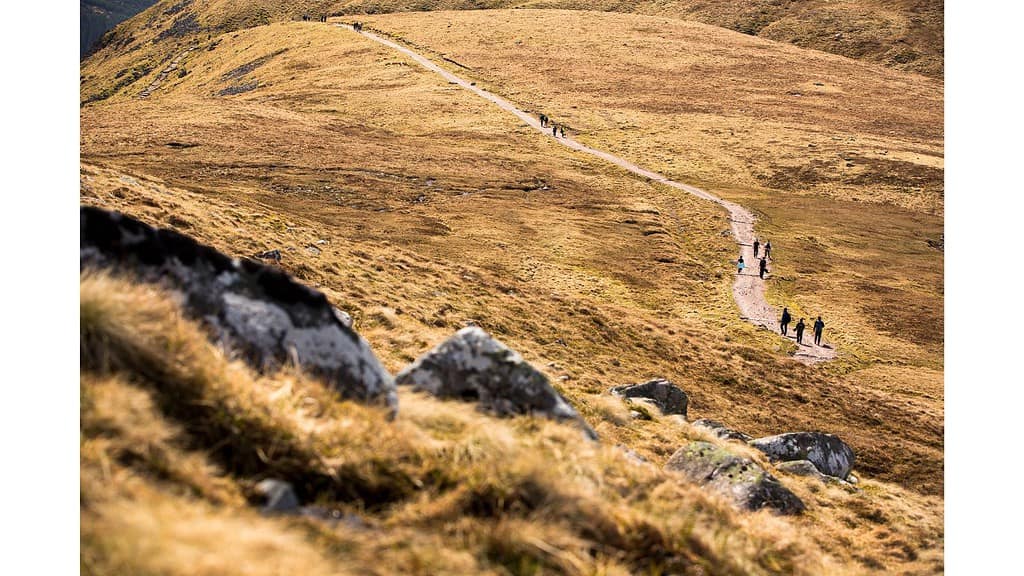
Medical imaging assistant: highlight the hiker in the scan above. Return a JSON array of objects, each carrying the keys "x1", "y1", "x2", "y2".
[
  {"x1": 759, "y1": 256, "x2": 768, "y2": 279},
  {"x1": 552, "y1": 124, "x2": 558, "y2": 137},
  {"x1": 753, "y1": 238, "x2": 760, "y2": 258},
  {"x1": 540, "y1": 114, "x2": 547, "y2": 127},
  {"x1": 813, "y1": 316, "x2": 825, "y2": 346},
  {"x1": 764, "y1": 240, "x2": 772, "y2": 260},
  {"x1": 795, "y1": 318, "x2": 806, "y2": 345},
  {"x1": 780, "y1": 307, "x2": 791, "y2": 335},
  {"x1": 737, "y1": 255, "x2": 745, "y2": 275},
  {"x1": 560, "y1": 125, "x2": 566, "y2": 138}
]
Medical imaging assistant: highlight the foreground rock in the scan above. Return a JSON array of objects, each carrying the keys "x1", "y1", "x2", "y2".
[
  {"x1": 396, "y1": 327, "x2": 597, "y2": 439},
  {"x1": 750, "y1": 432, "x2": 855, "y2": 480},
  {"x1": 610, "y1": 378, "x2": 688, "y2": 417},
  {"x1": 80, "y1": 206, "x2": 397, "y2": 411},
  {"x1": 665, "y1": 441, "x2": 805, "y2": 515},
  {"x1": 692, "y1": 418, "x2": 752, "y2": 442}
]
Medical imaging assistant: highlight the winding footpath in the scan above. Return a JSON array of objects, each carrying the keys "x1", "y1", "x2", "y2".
[{"x1": 339, "y1": 24, "x2": 835, "y2": 365}]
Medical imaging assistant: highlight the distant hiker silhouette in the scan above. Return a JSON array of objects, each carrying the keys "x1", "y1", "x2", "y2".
[
  {"x1": 780, "y1": 307, "x2": 791, "y2": 335},
  {"x1": 737, "y1": 255, "x2": 745, "y2": 275},
  {"x1": 753, "y1": 238, "x2": 760, "y2": 258},
  {"x1": 795, "y1": 318, "x2": 806, "y2": 345},
  {"x1": 540, "y1": 114, "x2": 547, "y2": 127},
  {"x1": 552, "y1": 124, "x2": 558, "y2": 137},
  {"x1": 813, "y1": 316, "x2": 825, "y2": 346},
  {"x1": 759, "y1": 257, "x2": 768, "y2": 279},
  {"x1": 560, "y1": 125, "x2": 566, "y2": 138},
  {"x1": 764, "y1": 240, "x2": 772, "y2": 259}
]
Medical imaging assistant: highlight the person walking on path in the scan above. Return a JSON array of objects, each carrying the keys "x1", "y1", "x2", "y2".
[
  {"x1": 560, "y1": 125, "x2": 566, "y2": 138},
  {"x1": 552, "y1": 124, "x2": 558, "y2": 137},
  {"x1": 737, "y1": 255, "x2": 745, "y2": 275},
  {"x1": 540, "y1": 114, "x2": 547, "y2": 127},
  {"x1": 780, "y1": 307, "x2": 791, "y2": 335},
  {"x1": 795, "y1": 318, "x2": 806, "y2": 345},
  {"x1": 753, "y1": 238, "x2": 760, "y2": 259},
  {"x1": 759, "y1": 256, "x2": 768, "y2": 279},
  {"x1": 764, "y1": 240, "x2": 772, "y2": 260},
  {"x1": 813, "y1": 316, "x2": 825, "y2": 346}
]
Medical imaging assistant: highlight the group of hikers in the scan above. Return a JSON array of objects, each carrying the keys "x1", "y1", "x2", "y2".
[
  {"x1": 780, "y1": 308, "x2": 826, "y2": 347},
  {"x1": 538, "y1": 114, "x2": 566, "y2": 138},
  {"x1": 736, "y1": 238, "x2": 771, "y2": 279},
  {"x1": 738, "y1": 238, "x2": 828, "y2": 348},
  {"x1": 352, "y1": 21, "x2": 363, "y2": 32},
  {"x1": 302, "y1": 14, "x2": 329, "y2": 22}
]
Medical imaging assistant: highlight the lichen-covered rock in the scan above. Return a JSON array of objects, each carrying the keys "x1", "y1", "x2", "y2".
[
  {"x1": 610, "y1": 378, "x2": 688, "y2": 416},
  {"x1": 750, "y1": 432, "x2": 855, "y2": 479},
  {"x1": 396, "y1": 327, "x2": 596, "y2": 439},
  {"x1": 80, "y1": 206, "x2": 397, "y2": 411},
  {"x1": 665, "y1": 441, "x2": 805, "y2": 515},
  {"x1": 692, "y1": 418, "x2": 752, "y2": 442}
]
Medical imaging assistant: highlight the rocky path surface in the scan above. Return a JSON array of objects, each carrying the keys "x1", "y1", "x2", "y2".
[
  {"x1": 139, "y1": 46, "x2": 195, "y2": 98},
  {"x1": 340, "y1": 24, "x2": 835, "y2": 364}
]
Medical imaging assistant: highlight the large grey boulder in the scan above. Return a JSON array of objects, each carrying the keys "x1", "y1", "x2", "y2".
[
  {"x1": 692, "y1": 418, "x2": 752, "y2": 442},
  {"x1": 396, "y1": 327, "x2": 597, "y2": 439},
  {"x1": 665, "y1": 441, "x2": 805, "y2": 515},
  {"x1": 610, "y1": 378, "x2": 688, "y2": 417},
  {"x1": 750, "y1": 432, "x2": 855, "y2": 480},
  {"x1": 80, "y1": 206, "x2": 397, "y2": 411}
]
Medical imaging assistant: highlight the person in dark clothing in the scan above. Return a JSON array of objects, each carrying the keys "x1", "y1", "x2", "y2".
[
  {"x1": 758, "y1": 257, "x2": 768, "y2": 279},
  {"x1": 753, "y1": 238, "x2": 760, "y2": 258},
  {"x1": 552, "y1": 124, "x2": 558, "y2": 137},
  {"x1": 780, "y1": 307, "x2": 791, "y2": 335},
  {"x1": 560, "y1": 125, "x2": 566, "y2": 138},
  {"x1": 795, "y1": 318, "x2": 806, "y2": 345},
  {"x1": 540, "y1": 114, "x2": 547, "y2": 127},
  {"x1": 813, "y1": 316, "x2": 825, "y2": 346},
  {"x1": 764, "y1": 240, "x2": 772, "y2": 259}
]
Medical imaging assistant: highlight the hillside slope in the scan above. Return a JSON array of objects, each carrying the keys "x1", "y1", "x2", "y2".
[
  {"x1": 331, "y1": 0, "x2": 943, "y2": 78},
  {"x1": 83, "y1": 0, "x2": 942, "y2": 77},
  {"x1": 80, "y1": 4, "x2": 944, "y2": 573},
  {"x1": 81, "y1": 0, "x2": 160, "y2": 57}
]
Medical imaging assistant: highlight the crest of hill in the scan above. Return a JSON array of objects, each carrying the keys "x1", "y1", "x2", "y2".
[{"x1": 85, "y1": 0, "x2": 942, "y2": 78}]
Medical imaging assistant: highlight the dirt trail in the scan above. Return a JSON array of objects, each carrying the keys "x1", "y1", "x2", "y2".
[{"x1": 340, "y1": 24, "x2": 835, "y2": 365}]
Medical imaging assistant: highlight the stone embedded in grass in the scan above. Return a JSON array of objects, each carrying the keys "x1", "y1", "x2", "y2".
[
  {"x1": 80, "y1": 206, "x2": 397, "y2": 411},
  {"x1": 692, "y1": 418, "x2": 752, "y2": 442},
  {"x1": 749, "y1": 432, "x2": 855, "y2": 480},
  {"x1": 610, "y1": 378, "x2": 688, "y2": 417},
  {"x1": 396, "y1": 326, "x2": 597, "y2": 439},
  {"x1": 665, "y1": 441, "x2": 805, "y2": 515}
]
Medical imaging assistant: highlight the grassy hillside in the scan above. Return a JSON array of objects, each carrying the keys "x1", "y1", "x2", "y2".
[
  {"x1": 81, "y1": 269, "x2": 942, "y2": 574},
  {"x1": 331, "y1": 0, "x2": 944, "y2": 78},
  {"x1": 80, "y1": 4, "x2": 944, "y2": 573},
  {"x1": 81, "y1": 0, "x2": 159, "y2": 57},
  {"x1": 82, "y1": 0, "x2": 942, "y2": 78}
]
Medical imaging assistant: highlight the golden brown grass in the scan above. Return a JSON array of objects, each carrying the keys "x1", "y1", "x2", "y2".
[
  {"x1": 82, "y1": 13, "x2": 941, "y2": 495},
  {"x1": 80, "y1": 271, "x2": 943, "y2": 574},
  {"x1": 328, "y1": 1, "x2": 944, "y2": 78}
]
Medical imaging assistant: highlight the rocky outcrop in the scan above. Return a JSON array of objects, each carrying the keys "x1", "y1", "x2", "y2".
[
  {"x1": 665, "y1": 441, "x2": 805, "y2": 515},
  {"x1": 610, "y1": 378, "x2": 688, "y2": 417},
  {"x1": 80, "y1": 206, "x2": 397, "y2": 411},
  {"x1": 396, "y1": 327, "x2": 597, "y2": 439},
  {"x1": 750, "y1": 432, "x2": 855, "y2": 480},
  {"x1": 692, "y1": 418, "x2": 752, "y2": 442}
]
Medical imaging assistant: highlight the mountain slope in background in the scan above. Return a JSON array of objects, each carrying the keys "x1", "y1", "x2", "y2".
[
  {"x1": 81, "y1": 0, "x2": 159, "y2": 57},
  {"x1": 82, "y1": 0, "x2": 942, "y2": 77}
]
